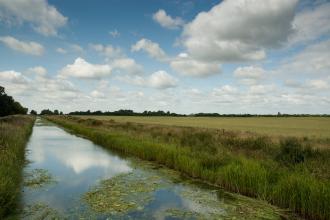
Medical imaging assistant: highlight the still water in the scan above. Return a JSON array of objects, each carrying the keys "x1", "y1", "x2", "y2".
[{"x1": 21, "y1": 118, "x2": 286, "y2": 219}]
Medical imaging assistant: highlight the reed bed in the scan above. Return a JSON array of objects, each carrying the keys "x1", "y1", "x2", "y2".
[{"x1": 0, "y1": 115, "x2": 35, "y2": 218}]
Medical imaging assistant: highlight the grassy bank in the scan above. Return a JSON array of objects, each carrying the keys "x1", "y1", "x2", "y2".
[
  {"x1": 0, "y1": 115, "x2": 35, "y2": 218},
  {"x1": 47, "y1": 116, "x2": 330, "y2": 220}
]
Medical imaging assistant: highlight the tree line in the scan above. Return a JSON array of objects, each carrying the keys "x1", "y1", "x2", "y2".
[
  {"x1": 68, "y1": 109, "x2": 330, "y2": 117},
  {"x1": 0, "y1": 86, "x2": 28, "y2": 117}
]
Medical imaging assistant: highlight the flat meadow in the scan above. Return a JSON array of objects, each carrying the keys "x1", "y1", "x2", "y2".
[{"x1": 79, "y1": 116, "x2": 330, "y2": 141}]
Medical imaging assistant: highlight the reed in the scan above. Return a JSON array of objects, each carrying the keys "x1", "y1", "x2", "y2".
[{"x1": 0, "y1": 115, "x2": 35, "y2": 218}]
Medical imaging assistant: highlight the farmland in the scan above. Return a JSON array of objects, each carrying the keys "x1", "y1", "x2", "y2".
[{"x1": 78, "y1": 116, "x2": 330, "y2": 138}]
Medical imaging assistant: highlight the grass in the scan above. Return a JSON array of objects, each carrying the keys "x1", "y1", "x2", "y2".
[
  {"x1": 0, "y1": 115, "x2": 35, "y2": 218},
  {"x1": 78, "y1": 115, "x2": 330, "y2": 139},
  {"x1": 47, "y1": 115, "x2": 330, "y2": 220}
]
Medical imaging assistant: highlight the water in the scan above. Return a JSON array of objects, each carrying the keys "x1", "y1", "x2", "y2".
[{"x1": 21, "y1": 118, "x2": 286, "y2": 219}]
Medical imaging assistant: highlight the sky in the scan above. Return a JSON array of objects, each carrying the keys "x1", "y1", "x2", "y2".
[{"x1": 0, "y1": 0, "x2": 329, "y2": 114}]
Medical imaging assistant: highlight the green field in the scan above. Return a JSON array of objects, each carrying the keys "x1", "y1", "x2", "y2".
[{"x1": 78, "y1": 116, "x2": 330, "y2": 139}]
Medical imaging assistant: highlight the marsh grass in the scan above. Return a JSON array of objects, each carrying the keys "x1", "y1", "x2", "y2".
[
  {"x1": 47, "y1": 116, "x2": 330, "y2": 220},
  {"x1": 0, "y1": 115, "x2": 35, "y2": 218}
]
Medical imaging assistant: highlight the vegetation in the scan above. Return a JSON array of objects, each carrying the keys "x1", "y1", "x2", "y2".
[
  {"x1": 69, "y1": 109, "x2": 330, "y2": 117},
  {"x1": 40, "y1": 109, "x2": 63, "y2": 115},
  {"x1": 79, "y1": 115, "x2": 330, "y2": 139},
  {"x1": 47, "y1": 115, "x2": 330, "y2": 220},
  {"x1": 0, "y1": 115, "x2": 35, "y2": 218},
  {"x1": 0, "y1": 86, "x2": 28, "y2": 117}
]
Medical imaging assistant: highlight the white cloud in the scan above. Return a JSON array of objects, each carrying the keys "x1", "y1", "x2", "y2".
[
  {"x1": 290, "y1": 2, "x2": 330, "y2": 44},
  {"x1": 170, "y1": 53, "x2": 221, "y2": 77},
  {"x1": 118, "y1": 70, "x2": 177, "y2": 89},
  {"x1": 56, "y1": 47, "x2": 67, "y2": 54},
  {"x1": 70, "y1": 44, "x2": 83, "y2": 53},
  {"x1": 234, "y1": 66, "x2": 265, "y2": 79},
  {"x1": 111, "y1": 58, "x2": 143, "y2": 74},
  {"x1": 59, "y1": 57, "x2": 112, "y2": 79},
  {"x1": 109, "y1": 29, "x2": 120, "y2": 38},
  {"x1": 0, "y1": 0, "x2": 67, "y2": 36},
  {"x1": 248, "y1": 84, "x2": 276, "y2": 94},
  {"x1": 131, "y1": 38, "x2": 167, "y2": 61},
  {"x1": 0, "y1": 70, "x2": 29, "y2": 84},
  {"x1": 89, "y1": 43, "x2": 122, "y2": 58},
  {"x1": 281, "y1": 39, "x2": 330, "y2": 75},
  {"x1": 152, "y1": 9, "x2": 184, "y2": 29},
  {"x1": 234, "y1": 66, "x2": 266, "y2": 85},
  {"x1": 148, "y1": 70, "x2": 177, "y2": 89},
  {"x1": 0, "y1": 36, "x2": 44, "y2": 55},
  {"x1": 181, "y1": 0, "x2": 298, "y2": 62},
  {"x1": 90, "y1": 90, "x2": 105, "y2": 99},
  {"x1": 27, "y1": 66, "x2": 47, "y2": 76}
]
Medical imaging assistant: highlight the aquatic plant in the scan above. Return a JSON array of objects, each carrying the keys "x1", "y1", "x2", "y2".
[
  {"x1": 83, "y1": 172, "x2": 166, "y2": 215},
  {"x1": 24, "y1": 168, "x2": 57, "y2": 188}
]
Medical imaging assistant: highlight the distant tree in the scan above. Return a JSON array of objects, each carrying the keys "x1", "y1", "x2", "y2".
[
  {"x1": 30, "y1": 110, "x2": 37, "y2": 115},
  {"x1": 40, "y1": 109, "x2": 54, "y2": 115},
  {"x1": 60, "y1": 111, "x2": 63, "y2": 115},
  {"x1": 0, "y1": 86, "x2": 28, "y2": 116},
  {"x1": 54, "y1": 110, "x2": 59, "y2": 115}
]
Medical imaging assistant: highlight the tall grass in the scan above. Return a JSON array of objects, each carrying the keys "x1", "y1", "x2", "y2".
[
  {"x1": 0, "y1": 115, "x2": 35, "y2": 218},
  {"x1": 47, "y1": 116, "x2": 330, "y2": 220}
]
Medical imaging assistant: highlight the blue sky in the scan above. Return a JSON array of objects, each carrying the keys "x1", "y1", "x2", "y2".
[{"x1": 0, "y1": 0, "x2": 329, "y2": 114}]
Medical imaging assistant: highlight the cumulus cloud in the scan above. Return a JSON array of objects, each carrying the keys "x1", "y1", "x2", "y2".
[
  {"x1": 181, "y1": 0, "x2": 298, "y2": 62},
  {"x1": 111, "y1": 58, "x2": 143, "y2": 74},
  {"x1": 70, "y1": 44, "x2": 84, "y2": 53},
  {"x1": 234, "y1": 66, "x2": 266, "y2": 85},
  {"x1": 0, "y1": 36, "x2": 44, "y2": 55},
  {"x1": 59, "y1": 57, "x2": 112, "y2": 79},
  {"x1": 89, "y1": 43, "x2": 122, "y2": 58},
  {"x1": 90, "y1": 90, "x2": 105, "y2": 99},
  {"x1": 27, "y1": 66, "x2": 47, "y2": 76},
  {"x1": 148, "y1": 70, "x2": 177, "y2": 89},
  {"x1": 118, "y1": 70, "x2": 177, "y2": 89},
  {"x1": 152, "y1": 9, "x2": 184, "y2": 29},
  {"x1": 56, "y1": 47, "x2": 67, "y2": 54},
  {"x1": 109, "y1": 29, "x2": 120, "y2": 38},
  {"x1": 170, "y1": 53, "x2": 221, "y2": 77},
  {"x1": 131, "y1": 38, "x2": 167, "y2": 61},
  {"x1": 281, "y1": 39, "x2": 330, "y2": 75},
  {"x1": 0, "y1": 0, "x2": 67, "y2": 36},
  {"x1": 290, "y1": 2, "x2": 330, "y2": 45},
  {"x1": 0, "y1": 70, "x2": 29, "y2": 84}
]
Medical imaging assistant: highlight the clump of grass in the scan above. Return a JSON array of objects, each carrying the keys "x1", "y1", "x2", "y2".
[
  {"x1": 0, "y1": 115, "x2": 35, "y2": 218},
  {"x1": 47, "y1": 116, "x2": 330, "y2": 220},
  {"x1": 276, "y1": 137, "x2": 317, "y2": 165}
]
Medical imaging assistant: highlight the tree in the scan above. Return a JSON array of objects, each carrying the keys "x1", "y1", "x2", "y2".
[
  {"x1": 40, "y1": 109, "x2": 54, "y2": 115},
  {"x1": 30, "y1": 110, "x2": 37, "y2": 115},
  {"x1": 54, "y1": 110, "x2": 59, "y2": 115},
  {"x1": 0, "y1": 86, "x2": 28, "y2": 116}
]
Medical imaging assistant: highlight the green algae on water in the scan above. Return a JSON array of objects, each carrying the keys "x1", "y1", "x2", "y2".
[
  {"x1": 24, "y1": 169, "x2": 57, "y2": 188},
  {"x1": 22, "y1": 203, "x2": 62, "y2": 220},
  {"x1": 82, "y1": 172, "x2": 166, "y2": 215}
]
